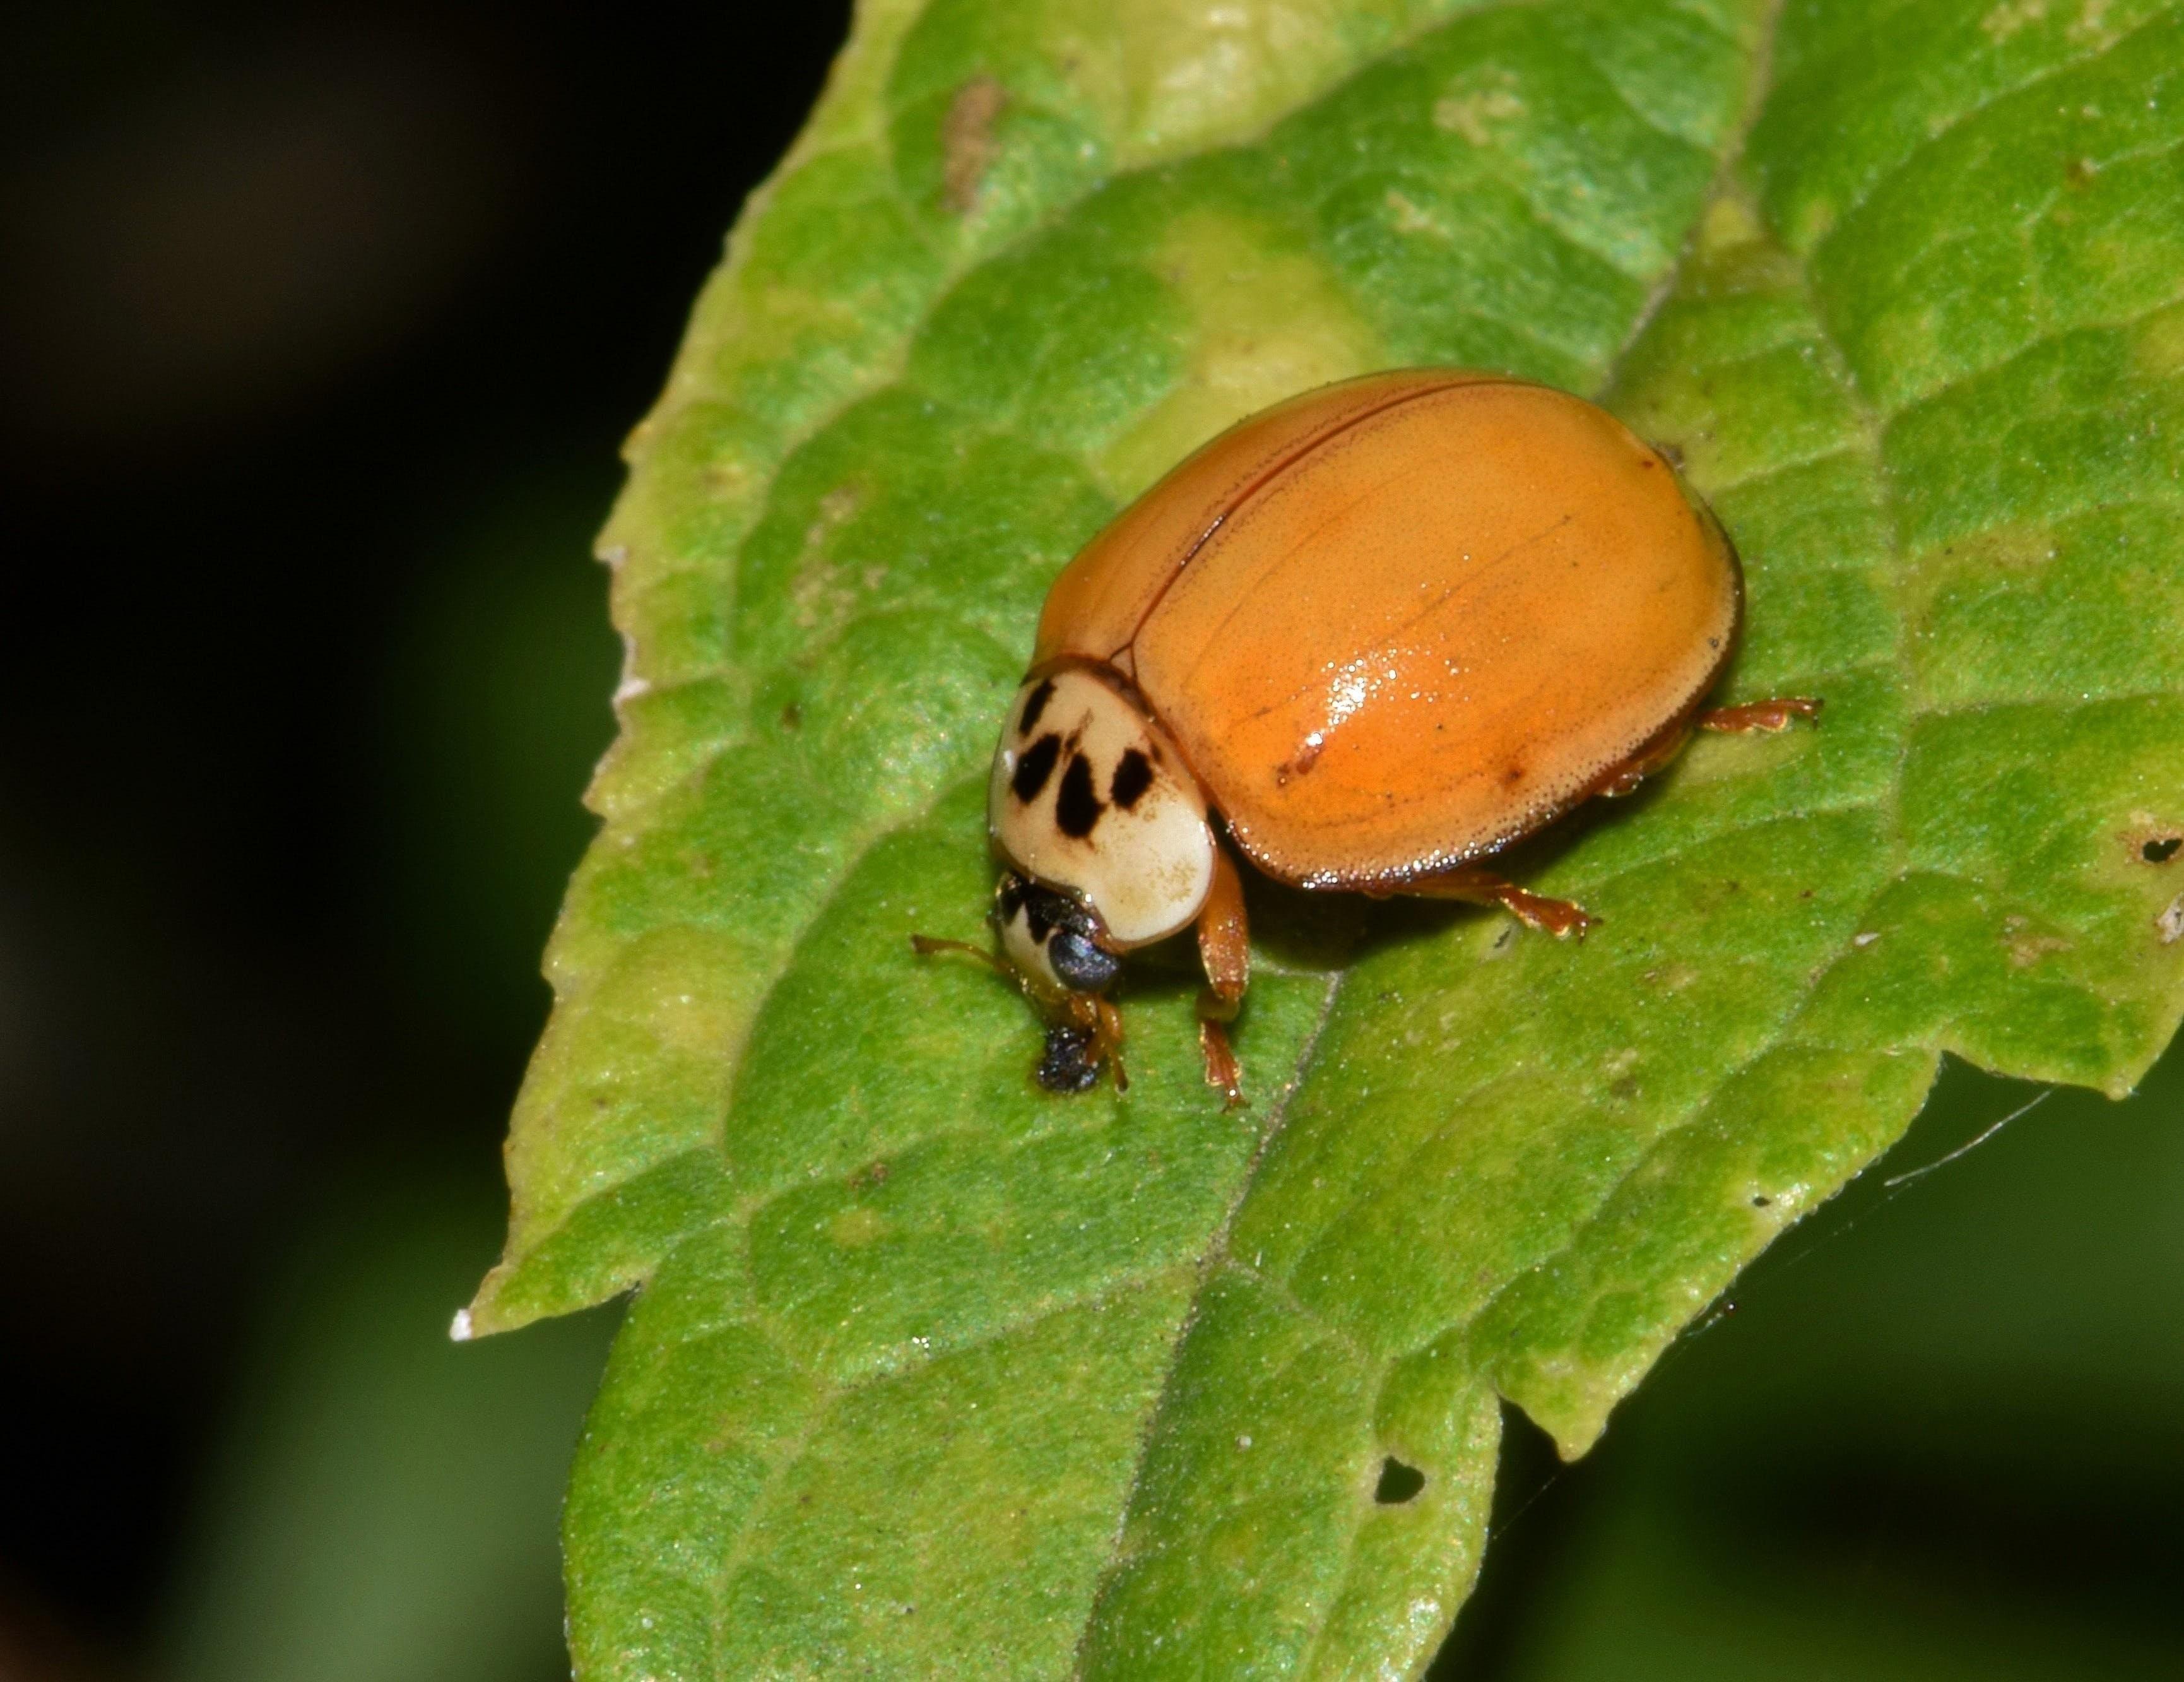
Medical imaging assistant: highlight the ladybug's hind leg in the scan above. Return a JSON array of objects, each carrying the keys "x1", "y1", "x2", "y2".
[
  {"x1": 1194, "y1": 847, "x2": 1250, "y2": 1108},
  {"x1": 1591, "y1": 696, "x2": 1824, "y2": 799},
  {"x1": 1699, "y1": 696, "x2": 1823, "y2": 734},
  {"x1": 1406, "y1": 865, "x2": 1597, "y2": 940}
]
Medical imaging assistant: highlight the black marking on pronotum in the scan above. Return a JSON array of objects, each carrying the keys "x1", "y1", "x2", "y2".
[
  {"x1": 995, "y1": 873, "x2": 1106, "y2": 956},
  {"x1": 995, "y1": 874, "x2": 1033, "y2": 933},
  {"x1": 1010, "y1": 733, "x2": 1062, "y2": 803},
  {"x1": 1017, "y1": 677, "x2": 1056, "y2": 738},
  {"x1": 1055, "y1": 753, "x2": 1103, "y2": 838},
  {"x1": 997, "y1": 874, "x2": 1058, "y2": 942},
  {"x1": 1109, "y1": 748, "x2": 1154, "y2": 810}
]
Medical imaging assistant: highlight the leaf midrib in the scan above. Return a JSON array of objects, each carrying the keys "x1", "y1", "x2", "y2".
[{"x1": 1051, "y1": 4, "x2": 1795, "y2": 1662}]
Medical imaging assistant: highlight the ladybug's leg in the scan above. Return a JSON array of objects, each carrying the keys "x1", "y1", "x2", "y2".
[
  {"x1": 1591, "y1": 723, "x2": 1696, "y2": 798},
  {"x1": 1699, "y1": 696, "x2": 1823, "y2": 734},
  {"x1": 1090, "y1": 995, "x2": 1129, "y2": 1094},
  {"x1": 1591, "y1": 697, "x2": 1824, "y2": 799},
  {"x1": 1194, "y1": 847, "x2": 1250, "y2": 1108},
  {"x1": 1408, "y1": 865, "x2": 1597, "y2": 939}
]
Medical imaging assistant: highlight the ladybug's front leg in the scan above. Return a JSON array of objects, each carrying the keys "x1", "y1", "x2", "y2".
[{"x1": 1195, "y1": 847, "x2": 1250, "y2": 1107}]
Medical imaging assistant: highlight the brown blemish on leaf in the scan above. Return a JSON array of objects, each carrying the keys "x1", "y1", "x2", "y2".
[
  {"x1": 2159, "y1": 892, "x2": 2184, "y2": 945},
  {"x1": 2123, "y1": 819, "x2": 2183, "y2": 864},
  {"x1": 942, "y1": 77, "x2": 1006, "y2": 214},
  {"x1": 2001, "y1": 913, "x2": 2073, "y2": 969}
]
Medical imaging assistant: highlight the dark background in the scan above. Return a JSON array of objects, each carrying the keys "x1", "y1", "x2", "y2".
[
  {"x1": 0, "y1": 4, "x2": 848, "y2": 1674},
  {"x1": 2, "y1": 5, "x2": 2178, "y2": 1678}
]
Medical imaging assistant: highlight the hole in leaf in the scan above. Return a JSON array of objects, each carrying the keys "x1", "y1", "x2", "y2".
[
  {"x1": 2141, "y1": 836, "x2": 2180, "y2": 863},
  {"x1": 1374, "y1": 1457, "x2": 1426, "y2": 1505}
]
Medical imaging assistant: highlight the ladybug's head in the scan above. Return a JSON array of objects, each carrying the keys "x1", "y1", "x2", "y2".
[
  {"x1": 990, "y1": 871, "x2": 1120, "y2": 1000},
  {"x1": 986, "y1": 663, "x2": 1216, "y2": 971}
]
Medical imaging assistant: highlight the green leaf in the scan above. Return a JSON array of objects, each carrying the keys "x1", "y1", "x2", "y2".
[{"x1": 469, "y1": 0, "x2": 2184, "y2": 1672}]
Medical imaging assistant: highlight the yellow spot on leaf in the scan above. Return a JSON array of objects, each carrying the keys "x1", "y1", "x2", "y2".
[
  {"x1": 1095, "y1": 210, "x2": 1382, "y2": 498},
  {"x1": 1432, "y1": 74, "x2": 1525, "y2": 146},
  {"x1": 1981, "y1": 0, "x2": 2048, "y2": 40},
  {"x1": 1698, "y1": 195, "x2": 1764, "y2": 256},
  {"x1": 790, "y1": 482, "x2": 865, "y2": 631},
  {"x1": 831, "y1": 1205, "x2": 888, "y2": 1248},
  {"x1": 1384, "y1": 189, "x2": 1445, "y2": 238},
  {"x1": 2135, "y1": 299, "x2": 2184, "y2": 380},
  {"x1": 2068, "y1": 0, "x2": 2114, "y2": 40},
  {"x1": 1100, "y1": 0, "x2": 1407, "y2": 165},
  {"x1": 1790, "y1": 195, "x2": 1838, "y2": 252}
]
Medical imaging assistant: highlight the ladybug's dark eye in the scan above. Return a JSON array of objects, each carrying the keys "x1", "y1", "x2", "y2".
[{"x1": 1047, "y1": 930, "x2": 1120, "y2": 993}]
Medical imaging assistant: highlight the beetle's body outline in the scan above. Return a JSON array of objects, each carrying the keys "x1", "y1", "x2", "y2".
[{"x1": 922, "y1": 369, "x2": 1819, "y2": 1102}]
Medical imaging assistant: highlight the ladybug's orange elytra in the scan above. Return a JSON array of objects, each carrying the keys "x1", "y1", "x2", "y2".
[{"x1": 931, "y1": 369, "x2": 1819, "y2": 1101}]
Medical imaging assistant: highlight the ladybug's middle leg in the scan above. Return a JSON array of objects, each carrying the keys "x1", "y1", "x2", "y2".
[
  {"x1": 1407, "y1": 864, "x2": 1597, "y2": 939},
  {"x1": 1588, "y1": 718, "x2": 1696, "y2": 798},
  {"x1": 1194, "y1": 846, "x2": 1250, "y2": 1107}
]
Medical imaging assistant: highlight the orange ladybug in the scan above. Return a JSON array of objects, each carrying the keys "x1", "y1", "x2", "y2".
[{"x1": 918, "y1": 370, "x2": 1817, "y2": 1102}]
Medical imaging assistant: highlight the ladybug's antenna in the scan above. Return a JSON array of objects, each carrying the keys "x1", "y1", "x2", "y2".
[{"x1": 909, "y1": 933, "x2": 1013, "y2": 980}]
